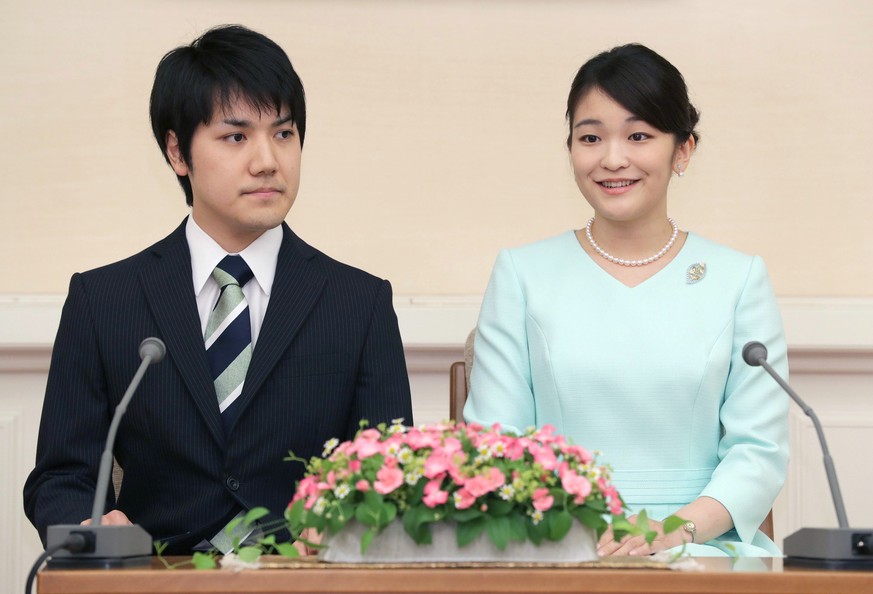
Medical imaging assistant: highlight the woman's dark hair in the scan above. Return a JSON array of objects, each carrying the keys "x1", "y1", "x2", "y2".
[
  {"x1": 566, "y1": 43, "x2": 699, "y2": 149},
  {"x1": 149, "y1": 25, "x2": 306, "y2": 206}
]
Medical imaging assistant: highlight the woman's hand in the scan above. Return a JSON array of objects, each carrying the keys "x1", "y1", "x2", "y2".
[{"x1": 597, "y1": 515, "x2": 688, "y2": 556}]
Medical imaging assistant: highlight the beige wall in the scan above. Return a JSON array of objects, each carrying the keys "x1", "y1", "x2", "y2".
[{"x1": 2, "y1": 0, "x2": 871, "y2": 297}]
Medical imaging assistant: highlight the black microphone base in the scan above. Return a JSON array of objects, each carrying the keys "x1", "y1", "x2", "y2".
[
  {"x1": 45, "y1": 524, "x2": 153, "y2": 569},
  {"x1": 784, "y1": 527, "x2": 873, "y2": 571}
]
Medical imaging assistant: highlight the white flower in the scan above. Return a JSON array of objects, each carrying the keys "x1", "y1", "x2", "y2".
[
  {"x1": 491, "y1": 442, "x2": 507, "y2": 457},
  {"x1": 397, "y1": 448, "x2": 414, "y2": 464},
  {"x1": 498, "y1": 485, "x2": 515, "y2": 501},
  {"x1": 334, "y1": 484, "x2": 351, "y2": 500},
  {"x1": 474, "y1": 454, "x2": 490, "y2": 466},
  {"x1": 312, "y1": 497, "x2": 328, "y2": 515},
  {"x1": 528, "y1": 509, "x2": 544, "y2": 525},
  {"x1": 388, "y1": 419, "x2": 407, "y2": 434},
  {"x1": 405, "y1": 468, "x2": 423, "y2": 485},
  {"x1": 477, "y1": 443, "x2": 491, "y2": 456},
  {"x1": 386, "y1": 442, "x2": 401, "y2": 456},
  {"x1": 322, "y1": 438, "x2": 339, "y2": 457}
]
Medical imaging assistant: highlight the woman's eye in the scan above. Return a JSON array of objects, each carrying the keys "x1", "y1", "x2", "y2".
[
  {"x1": 579, "y1": 134, "x2": 599, "y2": 144},
  {"x1": 629, "y1": 132, "x2": 650, "y2": 141}
]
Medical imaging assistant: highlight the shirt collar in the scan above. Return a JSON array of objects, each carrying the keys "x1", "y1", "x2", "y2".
[{"x1": 186, "y1": 216, "x2": 283, "y2": 297}]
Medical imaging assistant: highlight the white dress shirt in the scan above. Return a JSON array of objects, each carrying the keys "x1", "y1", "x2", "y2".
[{"x1": 185, "y1": 217, "x2": 282, "y2": 348}]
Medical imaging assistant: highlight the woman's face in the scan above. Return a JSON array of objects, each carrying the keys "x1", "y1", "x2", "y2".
[{"x1": 569, "y1": 88, "x2": 692, "y2": 227}]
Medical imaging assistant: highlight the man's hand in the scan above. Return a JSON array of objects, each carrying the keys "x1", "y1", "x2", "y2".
[
  {"x1": 292, "y1": 528, "x2": 322, "y2": 556},
  {"x1": 80, "y1": 510, "x2": 132, "y2": 526}
]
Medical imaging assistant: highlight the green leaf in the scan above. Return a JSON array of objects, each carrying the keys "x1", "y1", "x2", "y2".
[
  {"x1": 662, "y1": 514, "x2": 686, "y2": 535},
  {"x1": 355, "y1": 502, "x2": 382, "y2": 527},
  {"x1": 486, "y1": 498, "x2": 513, "y2": 516},
  {"x1": 526, "y1": 517, "x2": 547, "y2": 545},
  {"x1": 572, "y1": 506, "x2": 605, "y2": 531},
  {"x1": 456, "y1": 516, "x2": 486, "y2": 547},
  {"x1": 192, "y1": 552, "x2": 218, "y2": 569},
  {"x1": 237, "y1": 546, "x2": 262, "y2": 564},
  {"x1": 451, "y1": 508, "x2": 483, "y2": 523},
  {"x1": 363, "y1": 489, "x2": 384, "y2": 509},
  {"x1": 360, "y1": 527, "x2": 377, "y2": 554},
  {"x1": 381, "y1": 501, "x2": 398, "y2": 526},
  {"x1": 274, "y1": 542, "x2": 299, "y2": 558},
  {"x1": 223, "y1": 516, "x2": 243, "y2": 536},
  {"x1": 286, "y1": 499, "x2": 305, "y2": 527},
  {"x1": 243, "y1": 507, "x2": 270, "y2": 527},
  {"x1": 548, "y1": 510, "x2": 573, "y2": 542},
  {"x1": 485, "y1": 515, "x2": 511, "y2": 550},
  {"x1": 508, "y1": 513, "x2": 528, "y2": 543}
]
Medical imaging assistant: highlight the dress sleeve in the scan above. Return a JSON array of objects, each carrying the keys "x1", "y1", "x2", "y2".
[
  {"x1": 699, "y1": 256, "x2": 790, "y2": 543},
  {"x1": 463, "y1": 250, "x2": 536, "y2": 433}
]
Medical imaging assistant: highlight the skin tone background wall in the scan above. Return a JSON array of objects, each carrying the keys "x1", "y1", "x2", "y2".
[{"x1": 1, "y1": 0, "x2": 872, "y2": 297}]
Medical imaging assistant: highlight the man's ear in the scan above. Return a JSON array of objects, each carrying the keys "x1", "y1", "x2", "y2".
[{"x1": 165, "y1": 131, "x2": 189, "y2": 176}]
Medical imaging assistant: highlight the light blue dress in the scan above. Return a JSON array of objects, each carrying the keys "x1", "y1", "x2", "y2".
[{"x1": 464, "y1": 231, "x2": 789, "y2": 556}]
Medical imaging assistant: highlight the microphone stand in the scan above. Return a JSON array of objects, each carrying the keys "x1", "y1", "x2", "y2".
[
  {"x1": 743, "y1": 341, "x2": 872, "y2": 570},
  {"x1": 44, "y1": 338, "x2": 165, "y2": 568}
]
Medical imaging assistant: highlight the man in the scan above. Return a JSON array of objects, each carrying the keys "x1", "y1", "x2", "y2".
[{"x1": 23, "y1": 25, "x2": 413, "y2": 554}]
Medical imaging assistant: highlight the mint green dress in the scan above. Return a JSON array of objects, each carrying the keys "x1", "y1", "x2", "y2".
[{"x1": 464, "y1": 231, "x2": 789, "y2": 556}]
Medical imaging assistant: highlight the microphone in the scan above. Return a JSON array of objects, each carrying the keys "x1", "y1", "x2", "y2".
[
  {"x1": 44, "y1": 337, "x2": 166, "y2": 568},
  {"x1": 743, "y1": 341, "x2": 872, "y2": 569}
]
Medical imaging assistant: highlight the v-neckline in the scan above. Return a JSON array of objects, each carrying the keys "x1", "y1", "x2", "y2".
[{"x1": 570, "y1": 230, "x2": 693, "y2": 289}]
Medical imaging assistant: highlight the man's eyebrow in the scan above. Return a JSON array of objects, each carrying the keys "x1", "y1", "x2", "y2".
[{"x1": 219, "y1": 113, "x2": 295, "y2": 127}]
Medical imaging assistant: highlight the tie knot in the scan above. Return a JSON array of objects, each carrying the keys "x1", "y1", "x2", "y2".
[{"x1": 213, "y1": 255, "x2": 254, "y2": 288}]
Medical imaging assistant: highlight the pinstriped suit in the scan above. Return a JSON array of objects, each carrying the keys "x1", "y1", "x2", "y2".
[{"x1": 24, "y1": 219, "x2": 413, "y2": 553}]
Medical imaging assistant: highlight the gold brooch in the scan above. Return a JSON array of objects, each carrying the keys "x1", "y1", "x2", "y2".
[{"x1": 686, "y1": 262, "x2": 706, "y2": 284}]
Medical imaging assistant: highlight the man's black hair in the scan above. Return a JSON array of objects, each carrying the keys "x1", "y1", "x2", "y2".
[{"x1": 149, "y1": 25, "x2": 306, "y2": 206}]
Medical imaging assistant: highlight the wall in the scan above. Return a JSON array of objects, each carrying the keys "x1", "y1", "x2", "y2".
[{"x1": 2, "y1": 0, "x2": 872, "y2": 297}]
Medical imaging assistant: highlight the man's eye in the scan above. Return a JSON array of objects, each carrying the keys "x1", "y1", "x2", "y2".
[
  {"x1": 276, "y1": 130, "x2": 294, "y2": 140},
  {"x1": 226, "y1": 133, "x2": 245, "y2": 143}
]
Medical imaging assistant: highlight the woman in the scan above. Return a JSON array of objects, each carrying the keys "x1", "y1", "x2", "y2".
[{"x1": 464, "y1": 44, "x2": 788, "y2": 557}]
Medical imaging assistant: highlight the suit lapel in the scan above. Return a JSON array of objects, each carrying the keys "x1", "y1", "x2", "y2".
[
  {"x1": 228, "y1": 225, "x2": 326, "y2": 427},
  {"x1": 139, "y1": 220, "x2": 225, "y2": 448}
]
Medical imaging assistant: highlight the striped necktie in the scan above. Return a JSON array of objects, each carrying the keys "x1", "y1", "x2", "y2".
[{"x1": 204, "y1": 255, "x2": 253, "y2": 414}]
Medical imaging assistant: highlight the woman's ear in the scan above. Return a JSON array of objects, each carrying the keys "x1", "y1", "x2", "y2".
[
  {"x1": 674, "y1": 135, "x2": 695, "y2": 176},
  {"x1": 165, "y1": 131, "x2": 189, "y2": 176}
]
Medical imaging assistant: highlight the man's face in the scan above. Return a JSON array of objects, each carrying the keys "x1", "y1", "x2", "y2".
[{"x1": 168, "y1": 97, "x2": 302, "y2": 252}]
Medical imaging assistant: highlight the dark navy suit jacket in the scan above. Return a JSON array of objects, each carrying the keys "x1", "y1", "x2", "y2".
[{"x1": 23, "y1": 220, "x2": 413, "y2": 553}]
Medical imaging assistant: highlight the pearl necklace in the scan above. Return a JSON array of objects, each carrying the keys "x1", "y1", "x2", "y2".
[{"x1": 585, "y1": 217, "x2": 679, "y2": 267}]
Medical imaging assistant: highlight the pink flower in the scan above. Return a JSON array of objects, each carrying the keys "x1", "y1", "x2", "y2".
[
  {"x1": 424, "y1": 450, "x2": 452, "y2": 478},
  {"x1": 464, "y1": 467, "x2": 505, "y2": 498},
  {"x1": 405, "y1": 428, "x2": 440, "y2": 450},
  {"x1": 562, "y1": 444, "x2": 593, "y2": 464},
  {"x1": 348, "y1": 459, "x2": 361, "y2": 473},
  {"x1": 453, "y1": 487, "x2": 476, "y2": 510},
  {"x1": 355, "y1": 479, "x2": 370, "y2": 492},
  {"x1": 561, "y1": 470, "x2": 592, "y2": 504},
  {"x1": 422, "y1": 479, "x2": 448, "y2": 508},
  {"x1": 374, "y1": 465, "x2": 404, "y2": 494},
  {"x1": 532, "y1": 487, "x2": 554, "y2": 512},
  {"x1": 529, "y1": 444, "x2": 558, "y2": 471},
  {"x1": 353, "y1": 429, "x2": 385, "y2": 459}
]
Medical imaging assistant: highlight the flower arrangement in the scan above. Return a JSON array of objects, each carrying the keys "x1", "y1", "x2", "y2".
[{"x1": 285, "y1": 419, "x2": 664, "y2": 554}]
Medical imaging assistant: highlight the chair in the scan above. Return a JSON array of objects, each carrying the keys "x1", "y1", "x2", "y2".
[{"x1": 446, "y1": 330, "x2": 775, "y2": 540}]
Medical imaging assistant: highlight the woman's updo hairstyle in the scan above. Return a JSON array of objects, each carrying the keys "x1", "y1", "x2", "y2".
[{"x1": 566, "y1": 43, "x2": 700, "y2": 149}]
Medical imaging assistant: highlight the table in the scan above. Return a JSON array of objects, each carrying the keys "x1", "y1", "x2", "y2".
[{"x1": 38, "y1": 556, "x2": 872, "y2": 594}]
